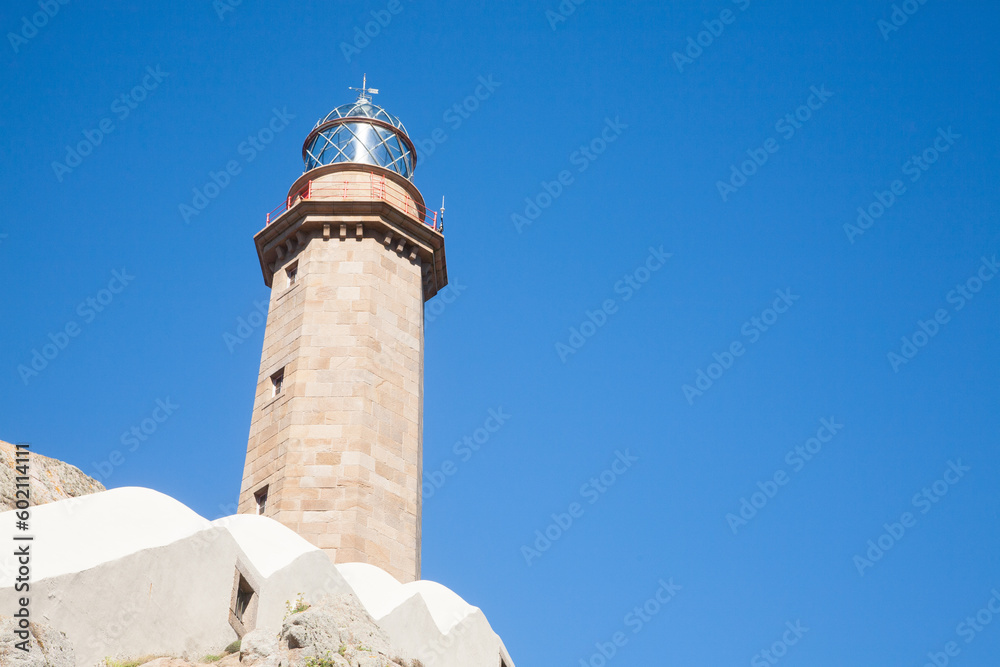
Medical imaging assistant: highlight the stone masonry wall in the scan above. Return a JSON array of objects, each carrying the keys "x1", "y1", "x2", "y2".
[{"x1": 239, "y1": 223, "x2": 424, "y2": 583}]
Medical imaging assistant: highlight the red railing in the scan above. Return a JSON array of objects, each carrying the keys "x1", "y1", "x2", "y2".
[{"x1": 265, "y1": 174, "x2": 440, "y2": 231}]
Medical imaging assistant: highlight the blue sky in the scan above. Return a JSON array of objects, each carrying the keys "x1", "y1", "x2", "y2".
[{"x1": 3, "y1": 0, "x2": 1000, "y2": 664}]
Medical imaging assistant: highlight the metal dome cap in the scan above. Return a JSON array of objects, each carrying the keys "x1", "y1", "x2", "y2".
[{"x1": 302, "y1": 77, "x2": 416, "y2": 180}]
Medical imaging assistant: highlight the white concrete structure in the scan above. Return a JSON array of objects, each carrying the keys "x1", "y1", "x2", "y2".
[
  {"x1": 340, "y1": 564, "x2": 516, "y2": 667},
  {"x1": 0, "y1": 488, "x2": 513, "y2": 667}
]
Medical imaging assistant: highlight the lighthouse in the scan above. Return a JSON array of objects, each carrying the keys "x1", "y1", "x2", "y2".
[{"x1": 238, "y1": 79, "x2": 446, "y2": 583}]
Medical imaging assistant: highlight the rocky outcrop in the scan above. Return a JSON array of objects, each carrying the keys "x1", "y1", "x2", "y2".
[
  {"x1": 141, "y1": 653, "x2": 240, "y2": 667},
  {"x1": 241, "y1": 594, "x2": 415, "y2": 667},
  {"x1": 0, "y1": 616, "x2": 76, "y2": 667},
  {"x1": 136, "y1": 657, "x2": 241, "y2": 667},
  {"x1": 0, "y1": 440, "x2": 104, "y2": 511},
  {"x1": 283, "y1": 594, "x2": 393, "y2": 655}
]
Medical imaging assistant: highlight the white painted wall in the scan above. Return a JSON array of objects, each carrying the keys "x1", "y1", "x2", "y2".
[{"x1": 0, "y1": 488, "x2": 515, "y2": 667}]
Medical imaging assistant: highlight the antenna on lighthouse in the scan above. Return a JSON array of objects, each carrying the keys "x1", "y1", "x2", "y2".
[
  {"x1": 440, "y1": 197, "x2": 445, "y2": 233},
  {"x1": 349, "y1": 74, "x2": 379, "y2": 102}
]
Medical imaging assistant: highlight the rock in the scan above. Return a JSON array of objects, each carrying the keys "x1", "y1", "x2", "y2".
[
  {"x1": 139, "y1": 655, "x2": 241, "y2": 667},
  {"x1": 0, "y1": 440, "x2": 104, "y2": 511},
  {"x1": 261, "y1": 593, "x2": 413, "y2": 667},
  {"x1": 0, "y1": 615, "x2": 76, "y2": 667},
  {"x1": 353, "y1": 654, "x2": 397, "y2": 667},
  {"x1": 285, "y1": 622, "x2": 309, "y2": 649},
  {"x1": 240, "y1": 628, "x2": 280, "y2": 666},
  {"x1": 280, "y1": 593, "x2": 393, "y2": 656},
  {"x1": 289, "y1": 650, "x2": 350, "y2": 667}
]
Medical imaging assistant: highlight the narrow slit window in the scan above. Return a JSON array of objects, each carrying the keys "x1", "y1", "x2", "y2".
[
  {"x1": 254, "y1": 486, "x2": 268, "y2": 515},
  {"x1": 235, "y1": 575, "x2": 254, "y2": 622},
  {"x1": 286, "y1": 261, "x2": 298, "y2": 287},
  {"x1": 271, "y1": 368, "x2": 284, "y2": 397}
]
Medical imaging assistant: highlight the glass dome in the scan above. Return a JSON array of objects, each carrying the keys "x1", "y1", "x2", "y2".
[{"x1": 303, "y1": 96, "x2": 416, "y2": 179}]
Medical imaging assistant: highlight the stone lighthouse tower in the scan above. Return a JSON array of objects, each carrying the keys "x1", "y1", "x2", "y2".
[{"x1": 238, "y1": 80, "x2": 446, "y2": 583}]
